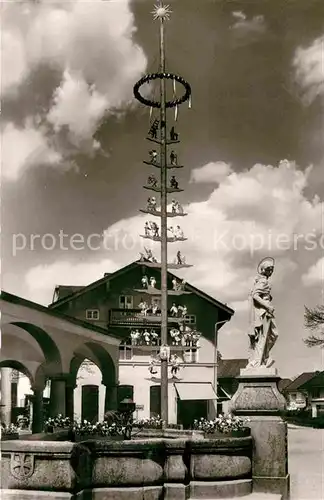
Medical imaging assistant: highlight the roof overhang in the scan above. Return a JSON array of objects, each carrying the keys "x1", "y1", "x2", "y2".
[
  {"x1": 1, "y1": 292, "x2": 121, "y2": 345},
  {"x1": 48, "y1": 259, "x2": 234, "y2": 317}
]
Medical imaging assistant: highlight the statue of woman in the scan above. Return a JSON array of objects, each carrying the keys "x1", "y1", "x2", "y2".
[{"x1": 247, "y1": 257, "x2": 278, "y2": 369}]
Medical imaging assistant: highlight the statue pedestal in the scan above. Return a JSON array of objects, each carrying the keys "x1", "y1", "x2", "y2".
[
  {"x1": 240, "y1": 366, "x2": 278, "y2": 377},
  {"x1": 229, "y1": 368, "x2": 290, "y2": 499}
]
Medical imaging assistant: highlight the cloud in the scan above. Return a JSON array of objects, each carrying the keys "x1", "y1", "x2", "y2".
[
  {"x1": 232, "y1": 11, "x2": 246, "y2": 22},
  {"x1": 293, "y1": 36, "x2": 324, "y2": 105},
  {"x1": 24, "y1": 258, "x2": 121, "y2": 305},
  {"x1": 302, "y1": 257, "x2": 324, "y2": 287},
  {"x1": 47, "y1": 69, "x2": 108, "y2": 148},
  {"x1": 1, "y1": 28, "x2": 28, "y2": 95},
  {"x1": 230, "y1": 11, "x2": 266, "y2": 45},
  {"x1": 229, "y1": 300, "x2": 249, "y2": 313},
  {"x1": 22, "y1": 159, "x2": 322, "y2": 305},
  {"x1": 1, "y1": 120, "x2": 62, "y2": 181},
  {"x1": 2, "y1": 0, "x2": 147, "y2": 173},
  {"x1": 103, "y1": 160, "x2": 322, "y2": 299},
  {"x1": 190, "y1": 162, "x2": 232, "y2": 184}
]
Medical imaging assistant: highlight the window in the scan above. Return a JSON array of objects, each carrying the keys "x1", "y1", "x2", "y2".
[
  {"x1": 183, "y1": 348, "x2": 199, "y2": 363},
  {"x1": 119, "y1": 342, "x2": 133, "y2": 360},
  {"x1": 312, "y1": 388, "x2": 321, "y2": 399},
  {"x1": 86, "y1": 309, "x2": 99, "y2": 320},
  {"x1": 118, "y1": 385, "x2": 134, "y2": 405},
  {"x1": 119, "y1": 295, "x2": 133, "y2": 309},
  {"x1": 296, "y1": 392, "x2": 305, "y2": 402},
  {"x1": 184, "y1": 314, "x2": 196, "y2": 325}
]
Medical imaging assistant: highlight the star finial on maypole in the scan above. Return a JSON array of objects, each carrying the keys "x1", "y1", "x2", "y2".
[{"x1": 152, "y1": 2, "x2": 172, "y2": 21}]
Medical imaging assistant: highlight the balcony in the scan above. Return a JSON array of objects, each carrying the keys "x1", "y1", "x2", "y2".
[{"x1": 109, "y1": 308, "x2": 186, "y2": 327}]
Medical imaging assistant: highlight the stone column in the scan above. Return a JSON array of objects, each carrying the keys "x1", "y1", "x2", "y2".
[
  {"x1": 104, "y1": 383, "x2": 118, "y2": 413},
  {"x1": 49, "y1": 375, "x2": 67, "y2": 416},
  {"x1": 31, "y1": 388, "x2": 44, "y2": 434},
  {"x1": 229, "y1": 367, "x2": 289, "y2": 499},
  {"x1": 0, "y1": 368, "x2": 12, "y2": 425},
  {"x1": 98, "y1": 385, "x2": 105, "y2": 421},
  {"x1": 74, "y1": 384, "x2": 82, "y2": 422}
]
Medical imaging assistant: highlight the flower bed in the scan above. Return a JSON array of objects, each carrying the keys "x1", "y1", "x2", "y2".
[
  {"x1": 1, "y1": 424, "x2": 19, "y2": 441},
  {"x1": 193, "y1": 413, "x2": 250, "y2": 437},
  {"x1": 135, "y1": 415, "x2": 164, "y2": 429},
  {"x1": 44, "y1": 414, "x2": 130, "y2": 441},
  {"x1": 74, "y1": 416, "x2": 166, "y2": 441},
  {"x1": 44, "y1": 414, "x2": 72, "y2": 433},
  {"x1": 43, "y1": 414, "x2": 250, "y2": 442},
  {"x1": 72, "y1": 420, "x2": 127, "y2": 441}
]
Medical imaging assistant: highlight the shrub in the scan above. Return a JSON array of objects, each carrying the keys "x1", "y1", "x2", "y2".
[{"x1": 281, "y1": 408, "x2": 312, "y2": 419}]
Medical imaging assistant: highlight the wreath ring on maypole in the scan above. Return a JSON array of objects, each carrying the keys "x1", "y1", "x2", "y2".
[{"x1": 133, "y1": 72, "x2": 191, "y2": 108}]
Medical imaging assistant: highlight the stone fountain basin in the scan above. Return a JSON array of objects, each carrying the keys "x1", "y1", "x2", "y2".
[{"x1": 1, "y1": 435, "x2": 252, "y2": 499}]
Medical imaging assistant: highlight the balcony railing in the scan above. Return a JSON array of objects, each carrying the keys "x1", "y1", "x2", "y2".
[
  {"x1": 109, "y1": 308, "x2": 191, "y2": 327},
  {"x1": 129, "y1": 339, "x2": 200, "y2": 348}
]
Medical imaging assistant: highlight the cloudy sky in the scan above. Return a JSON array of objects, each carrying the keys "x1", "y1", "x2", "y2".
[{"x1": 2, "y1": 0, "x2": 324, "y2": 377}]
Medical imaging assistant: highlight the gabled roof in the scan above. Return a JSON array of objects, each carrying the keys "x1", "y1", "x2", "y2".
[
  {"x1": 49, "y1": 259, "x2": 234, "y2": 316},
  {"x1": 53, "y1": 285, "x2": 85, "y2": 301},
  {"x1": 49, "y1": 261, "x2": 139, "y2": 308},
  {"x1": 298, "y1": 371, "x2": 324, "y2": 389},
  {"x1": 218, "y1": 359, "x2": 247, "y2": 378},
  {"x1": 284, "y1": 372, "x2": 318, "y2": 391}
]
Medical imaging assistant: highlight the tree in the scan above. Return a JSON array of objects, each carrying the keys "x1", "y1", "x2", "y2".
[
  {"x1": 76, "y1": 359, "x2": 96, "y2": 381},
  {"x1": 304, "y1": 305, "x2": 324, "y2": 347}
]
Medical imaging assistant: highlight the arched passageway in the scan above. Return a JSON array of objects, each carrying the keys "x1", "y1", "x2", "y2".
[
  {"x1": 1, "y1": 321, "x2": 63, "y2": 429},
  {"x1": 67, "y1": 343, "x2": 118, "y2": 422},
  {"x1": 1, "y1": 292, "x2": 120, "y2": 430},
  {"x1": 0, "y1": 361, "x2": 32, "y2": 427},
  {"x1": 0, "y1": 361, "x2": 51, "y2": 433}
]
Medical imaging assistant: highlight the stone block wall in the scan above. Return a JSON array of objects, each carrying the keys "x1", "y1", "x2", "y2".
[{"x1": 1, "y1": 435, "x2": 252, "y2": 499}]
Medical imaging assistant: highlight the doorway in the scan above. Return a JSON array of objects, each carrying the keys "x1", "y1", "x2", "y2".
[
  {"x1": 81, "y1": 385, "x2": 99, "y2": 423},
  {"x1": 177, "y1": 399, "x2": 208, "y2": 429},
  {"x1": 150, "y1": 385, "x2": 161, "y2": 417}
]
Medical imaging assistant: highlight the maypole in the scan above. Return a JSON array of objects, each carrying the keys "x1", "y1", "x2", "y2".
[
  {"x1": 157, "y1": 0, "x2": 169, "y2": 427},
  {"x1": 134, "y1": 1, "x2": 192, "y2": 427}
]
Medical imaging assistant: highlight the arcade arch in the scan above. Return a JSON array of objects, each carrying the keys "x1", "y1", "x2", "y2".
[
  {"x1": 1, "y1": 293, "x2": 120, "y2": 432},
  {"x1": 69, "y1": 342, "x2": 118, "y2": 422},
  {"x1": 0, "y1": 360, "x2": 50, "y2": 432}
]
